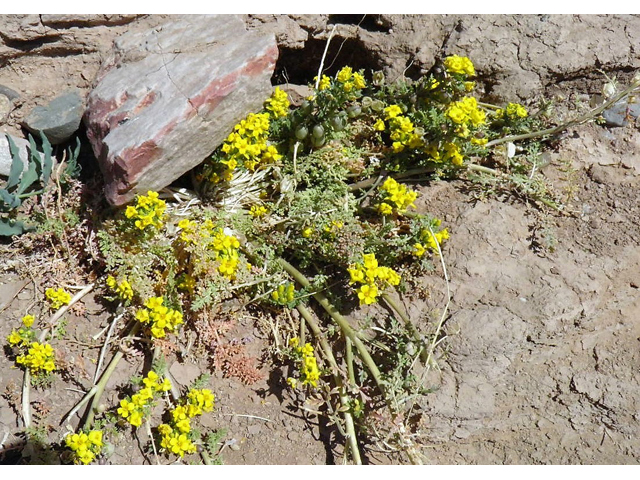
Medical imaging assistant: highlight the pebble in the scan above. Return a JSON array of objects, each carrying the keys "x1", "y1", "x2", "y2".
[
  {"x1": 22, "y1": 89, "x2": 84, "y2": 144},
  {"x1": 0, "y1": 94, "x2": 12, "y2": 123},
  {"x1": 603, "y1": 98, "x2": 640, "y2": 127},
  {"x1": 0, "y1": 84, "x2": 20, "y2": 101}
]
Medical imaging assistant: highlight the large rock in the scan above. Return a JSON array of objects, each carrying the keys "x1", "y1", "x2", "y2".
[{"x1": 84, "y1": 15, "x2": 278, "y2": 205}]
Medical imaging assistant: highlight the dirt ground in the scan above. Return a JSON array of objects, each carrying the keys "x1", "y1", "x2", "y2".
[
  {"x1": 1, "y1": 14, "x2": 640, "y2": 465},
  {"x1": 2, "y1": 119, "x2": 639, "y2": 465}
]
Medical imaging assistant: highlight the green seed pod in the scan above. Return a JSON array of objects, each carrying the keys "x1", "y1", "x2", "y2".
[
  {"x1": 372, "y1": 71, "x2": 385, "y2": 86},
  {"x1": 300, "y1": 100, "x2": 313, "y2": 116},
  {"x1": 330, "y1": 116, "x2": 345, "y2": 131},
  {"x1": 312, "y1": 135, "x2": 326, "y2": 148},
  {"x1": 361, "y1": 96, "x2": 373, "y2": 109},
  {"x1": 371, "y1": 99, "x2": 384, "y2": 112},
  {"x1": 295, "y1": 126, "x2": 309, "y2": 140},
  {"x1": 312, "y1": 124, "x2": 325, "y2": 139},
  {"x1": 347, "y1": 105, "x2": 362, "y2": 118}
]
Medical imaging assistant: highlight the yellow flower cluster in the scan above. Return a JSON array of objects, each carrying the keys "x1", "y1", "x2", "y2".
[
  {"x1": 45, "y1": 287, "x2": 71, "y2": 310},
  {"x1": 287, "y1": 338, "x2": 321, "y2": 388},
  {"x1": 443, "y1": 142, "x2": 465, "y2": 166},
  {"x1": 335, "y1": 66, "x2": 366, "y2": 93},
  {"x1": 322, "y1": 219, "x2": 344, "y2": 237},
  {"x1": 271, "y1": 282, "x2": 295, "y2": 305},
  {"x1": 158, "y1": 424, "x2": 197, "y2": 458},
  {"x1": 495, "y1": 102, "x2": 528, "y2": 119},
  {"x1": 117, "y1": 371, "x2": 171, "y2": 428},
  {"x1": 425, "y1": 141, "x2": 466, "y2": 166},
  {"x1": 444, "y1": 55, "x2": 476, "y2": 76},
  {"x1": 158, "y1": 388, "x2": 215, "y2": 458},
  {"x1": 65, "y1": 430, "x2": 103, "y2": 465},
  {"x1": 177, "y1": 273, "x2": 196, "y2": 294},
  {"x1": 446, "y1": 96, "x2": 486, "y2": 127},
  {"x1": 377, "y1": 177, "x2": 418, "y2": 215},
  {"x1": 315, "y1": 74, "x2": 332, "y2": 91},
  {"x1": 106, "y1": 275, "x2": 133, "y2": 302},
  {"x1": 414, "y1": 224, "x2": 450, "y2": 257},
  {"x1": 186, "y1": 388, "x2": 216, "y2": 416},
  {"x1": 7, "y1": 315, "x2": 36, "y2": 347},
  {"x1": 383, "y1": 105, "x2": 423, "y2": 153},
  {"x1": 125, "y1": 191, "x2": 166, "y2": 231},
  {"x1": 215, "y1": 88, "x2": 287, "y2": 179},
  {"x1": 135, "y1": 297, "x2": 184, "y2": 339},
  {"x1": 249, "y1": 205, "x2": 268, "y2": 218},
  {"x1": 177, "y1": 219, "x2": 242, "y2": 280},
  {"x1": 16, "y1": 341, "x2": 56, "y2": 375},
  {"x1": 212, "y1": 229, "x2": 241, "y2": 280},
  {"x1": 348, "y1": 253, "x2": 401, "y2": 305},
  {"x1": 264, "y1": 86, "x2": 290, "y2": 118}
]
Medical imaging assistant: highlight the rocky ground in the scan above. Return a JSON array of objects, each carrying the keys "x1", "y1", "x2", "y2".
[{"x1": 1, "y1": 14, "x2": 639, "y2": 464}]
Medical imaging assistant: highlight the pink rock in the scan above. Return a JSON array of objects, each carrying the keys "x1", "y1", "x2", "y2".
[{"x1": 84, "y1": 15, "x2": 278, "y2": 205}]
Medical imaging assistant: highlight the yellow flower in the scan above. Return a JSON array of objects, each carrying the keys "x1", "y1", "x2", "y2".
[
  {"x1": 7, "y1": 330, "x2": 23, "y2": 346},
  {"x1": 317, "y1": 75, "x2": 331, "y2": 90},
  {"x1": 45, "y1": 287, "x2": 72, "y2": 310},
  {"x1": 357, "y1": 283, "x2": 378, "y2": 305},
  {"x1": 384, "y1": 104, "x2": 403, "y2": 119},
  {"x1": 88, "y1": 430, "x2": 103, "y2": 448},
  {"x1": 348, "y1": 266, "x2": 365, "y2": 284},
  {"x1": 353, "y1": 72, "x2": 366, "y2": 89},
  {"x1": 444, "y1": 55, "x2": 475, "y2": 76},
  {"x1": 377, "y1": 202, "x2": 393, "y2": 215},
  {"x1": 250, "y1": 205, "x2": 268, "y2": 218},
  {"x1": 21, "y1": 315, "x2": 35, "y2": 328},
  {"x1": 413, "y1": 243, "x2": 426, "y2": 257},
  {"x1": 302, "y1": 227, "x2": 313, "y2": 238},
  {"x1": 336, "y1": 66, "x2": 353, "y2": 83},
  {"x1": 373, "y1": 118, "x2": 385, "y2": 131},
  {"x1": 125, "y1": 206, "x2": 138, "y2": 219}
]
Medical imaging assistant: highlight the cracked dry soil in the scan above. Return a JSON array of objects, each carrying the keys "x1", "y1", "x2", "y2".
[{"x1": 1, "y1": 121, "x2": 639, "y2": 465}]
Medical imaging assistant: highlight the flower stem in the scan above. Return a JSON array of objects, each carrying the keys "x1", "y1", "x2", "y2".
[
  {"x1": 296, "y1": 303, "x2": 362, "y2": 465},
  {"x1": 485, "y1": 78, "x2": 640, "y2": 148}
]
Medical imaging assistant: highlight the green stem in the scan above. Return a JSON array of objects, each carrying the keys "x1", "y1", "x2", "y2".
[
  {"x1": 278, "y1": 258, "x2": 386, "y2": 395},
  {"x1": 485, "y1": 78, "x2": 640, "y2": 148},
  {"x1": 296, "y1": 303, "x2": 362, "y2": 465},
  {"x1": 348, "y1": 167, "x2": 435, "y2": 192},
  {"x1": 345, "y1": 337, "x2": 356, "y2": 386},
  {"x1": 84, "y1": 321, "x2": 140, "y2": 429}
]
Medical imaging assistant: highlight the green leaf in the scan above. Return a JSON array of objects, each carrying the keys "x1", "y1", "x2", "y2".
[
  {"x1": 16, "y1": 157, "x2": 40, "y2": 196},
  {"x1": 4, "y1": 134, "x2": 25, "y2": 190},
  {"x1": 0, "y1": 189, "x2": 21, "y2": 211},
  {"x1": 63, "y1": 137, "x2": 82, "y2": 181},
  {"x1": 0, "y1": 217, "x2": 27, "y2": 236},
  {"x1": 39, "y1": 131, "x2": 53, "y2": 185}
]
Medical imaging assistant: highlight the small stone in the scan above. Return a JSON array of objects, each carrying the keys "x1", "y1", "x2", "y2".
[
  {"x1": 0, "y1": 94, "x2": 13, "y2": 124},
  {"x1": 602, "y1": 99, "x2": 640, "y2": 128},
  {"x1": 22, "y1": 90, "x2": 84, "y2": 145},
  {"x1": 0, "y1": 84, "x2": 20, "y2": 101}
]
